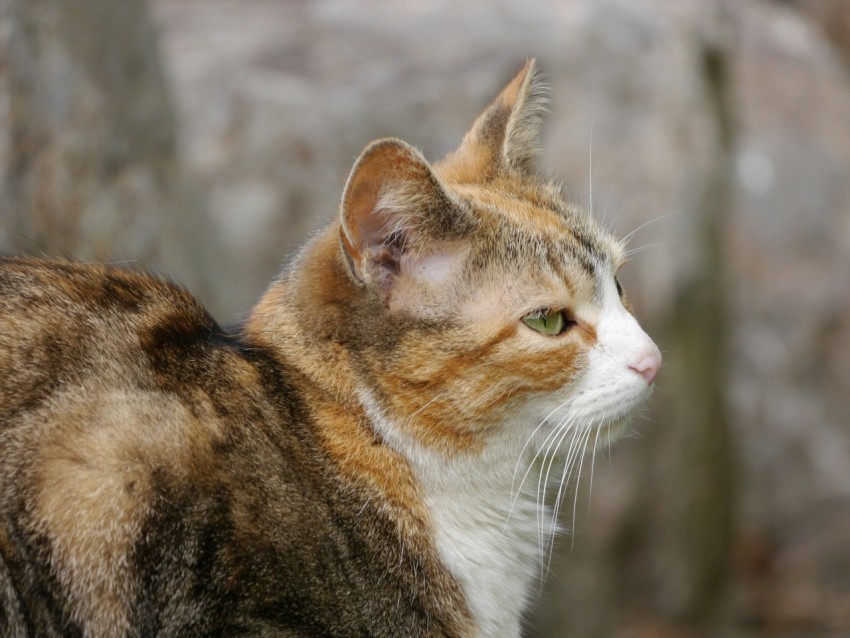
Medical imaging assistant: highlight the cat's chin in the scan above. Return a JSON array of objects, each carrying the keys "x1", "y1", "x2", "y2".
[
  {"x1": 590, "y1": 397, "x2": 651, "y2": 447},
  {"x1": 596, "y1": 418, "x2": 633, "y2": 446}
]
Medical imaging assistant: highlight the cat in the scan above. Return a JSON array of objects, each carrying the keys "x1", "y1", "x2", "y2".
[{"x1": 0, "y1": 59, "x2": 661, "y2": 637}]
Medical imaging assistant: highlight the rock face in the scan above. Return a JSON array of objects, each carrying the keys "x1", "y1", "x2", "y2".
[{"x1": 2, "y1": 0, "x2": 850, "y2": 635}]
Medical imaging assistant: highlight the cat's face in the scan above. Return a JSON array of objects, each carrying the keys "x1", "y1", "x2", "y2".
[{"x1": 338, "y1": 61, "x2": 660, "y2": 454}]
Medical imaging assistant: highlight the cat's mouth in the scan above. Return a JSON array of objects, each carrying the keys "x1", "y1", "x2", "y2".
[
  {"x1": 533, "y1": 385, "x2": 652, "y2": 455},
  {"x1": 543, "y1": 384, "x2": 652, "y2": 427}
]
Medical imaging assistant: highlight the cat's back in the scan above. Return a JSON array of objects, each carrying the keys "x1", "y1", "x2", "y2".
[
  {"x1": 0, "y1": 256, "x2": 292, "y2": 461},
  {"x1": 0, "y1": 256, "x2": 229, "y2": 417},
  {"x1": 0, "y1": 256, "x2": 260, "y2": 498}
]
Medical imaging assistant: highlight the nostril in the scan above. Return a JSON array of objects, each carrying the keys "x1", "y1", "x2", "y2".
[{"x1": 629, "y1": 349, "x2": 662, "y2": 385}]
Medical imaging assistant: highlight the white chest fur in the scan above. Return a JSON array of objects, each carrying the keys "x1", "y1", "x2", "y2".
[
  {"x1": 413, "y1": 446, "x2": 547, "y2": 638},
  {"x1": 359, "y1": 391, "x2": 560, "y2": 637}
]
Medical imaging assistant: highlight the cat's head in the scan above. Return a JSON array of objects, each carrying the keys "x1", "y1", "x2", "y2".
[{"x1": 332, "y1": 60, "x2": 661, "y2": 454}]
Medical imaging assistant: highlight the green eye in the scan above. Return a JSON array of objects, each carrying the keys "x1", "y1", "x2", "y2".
[{"x1": 522, "y1": 309, "x2": 572, "y2": 336}]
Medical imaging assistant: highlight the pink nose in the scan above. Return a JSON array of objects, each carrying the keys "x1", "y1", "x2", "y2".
[{"x1": 629, "y1": 348, "x2": 662, "y2": 385}]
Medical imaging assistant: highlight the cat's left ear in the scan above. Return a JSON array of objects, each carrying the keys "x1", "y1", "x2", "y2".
[
  {"x1": 442, "y1": 58, "x2": 546, "y2": 179},
  {"x1": 339, "y1": 138, "x2": 463, "y2": 291}
]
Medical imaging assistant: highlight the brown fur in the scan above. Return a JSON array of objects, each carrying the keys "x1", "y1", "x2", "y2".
[{"x1": 1, "y1": 60, "x2": 629, "y2": 636}]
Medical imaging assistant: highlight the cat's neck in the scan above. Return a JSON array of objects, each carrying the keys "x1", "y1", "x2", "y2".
[
  {"x1": 359, "y1": 388, "x2": 548, "y2": 638},
  {"x1": 244, "y1": 225, "x2": 361, "y2": 405},
  {"x1": 420, "y1": 453, "x2": 545, "y2": 638}
]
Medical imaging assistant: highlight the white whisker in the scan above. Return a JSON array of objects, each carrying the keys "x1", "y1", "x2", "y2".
[
  {"x1": 503, "y1": 402, "x2": 572, "y2": 534},
  {"x1": 620, "y1": 212, "x2": 676, "y2": 246},
  {"x1": 549, "y1": 425, "x2": 585, "y2": 534},
  {"x1": 536, "y1": 416, "x2": 574, "y2": 564},
  {"x1": 588, "y1": 121, "x2": 594, "y2": 216},
  {"x1": 548, "y1": 425, "x2": 587, "y2": 563},
  {"x1": 545, "y1": 426, "x2": 588, "y2": 576},
  {"x1": 600, "y1": 184, "x2": 615, "y2": 228},
  {"x1": 570, "y1": 426, "x2": 592, "y2": 551},
  {"x1": 587, "y1": 425, "x2": 602, "y2": 519},
  {"x1": 510, "y1": 399, "x2": 570, "y2": 493},
  {"x1": 407, "y1": 393, "x2": 442, "y2": 420},
  {"x1": 623, "y1": 241, "x2": 667, "y2": 258}
]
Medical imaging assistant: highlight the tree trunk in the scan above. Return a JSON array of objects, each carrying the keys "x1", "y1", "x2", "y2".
[
  {"x1": 643, "y1": 9, "x2": 738, "y2": 623},
  {"x1": 2, "y1": 0, "x2": 223, "y2": 314}
]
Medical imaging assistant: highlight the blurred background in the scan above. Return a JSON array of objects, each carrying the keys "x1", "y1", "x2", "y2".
[{"x1": 1, "y1": 0, "x2": 849, "y2": 636}]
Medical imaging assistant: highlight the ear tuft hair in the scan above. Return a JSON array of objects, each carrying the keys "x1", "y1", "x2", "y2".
[
  {"x1": 502, "y1": 59, "x2": 549, "y2": 173},
  {"x1": 439, "y1": 59, "x2": 549, "y2": 181}
]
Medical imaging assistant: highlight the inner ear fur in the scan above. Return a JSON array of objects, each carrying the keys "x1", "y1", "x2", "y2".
[
  {"x1": 339, "y1": 138, "x2": 464, "y2": 288},
  {"x1": 440, "y1": 58, "x2": 547, "y2": 180}
]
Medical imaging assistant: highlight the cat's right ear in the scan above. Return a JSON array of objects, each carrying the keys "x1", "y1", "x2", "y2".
[{"x1": 339, "y1": 139, "x2": 459, "y2": 291}]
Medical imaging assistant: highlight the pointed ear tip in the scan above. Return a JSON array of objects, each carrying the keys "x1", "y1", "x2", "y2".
[
  {"x1": 523, "y1": 58, "x2": 546, "y2": 89},
  {"x1": 500, "y1": 58, "x2": 545, "y2": 104},
  {"x1": 518, "y1": 58, "x2": 538, "y2": 80}
]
